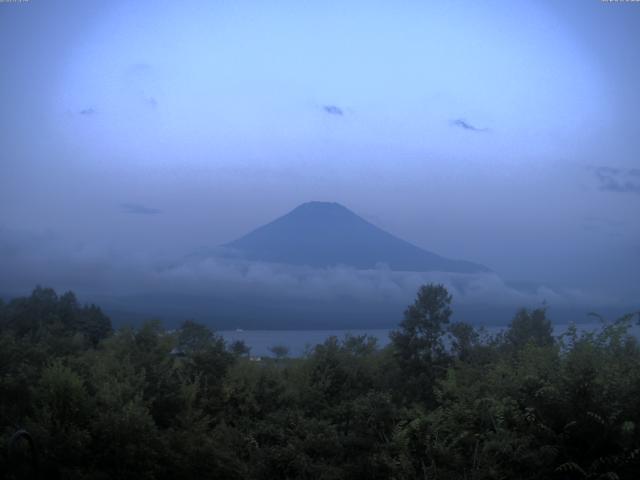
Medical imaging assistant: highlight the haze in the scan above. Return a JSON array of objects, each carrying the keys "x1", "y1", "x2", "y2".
[{"x1": 1, "y1": 0, "x2": 638, "y2": 324}]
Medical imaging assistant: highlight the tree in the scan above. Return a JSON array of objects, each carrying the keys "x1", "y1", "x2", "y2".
[
  {"x1": 269, "y1": 345, "x2": 290, "y2": 360},
  {"x1": 230, "y1": 340, "x2": 251, "y2": 357},
  {"x1": 175, "y1": 321, "x2": 234, "y2": 415},
  {"x1": 2, "y1": 286, "x2": 59, "y2": 338},
  {"x1": 0, "y1": 287, "x2": 112, "y2": 346},
  {"x1": 75, "y1": 304, "x2": 112, "y2": 346},
  {"x1": 28, "y1": 361, "x2": 92, "y2": 476},
  {"x1": 505, "y1": 307, "x2": 554, "y2": 350},
  {"x1": 390, "y1": 284, "x2": 453, "y2": 405},
  {"x1": 447, "y1": 321, "x2": 480, "y2": 362},
  {"x1": 177, "y1": 320, "x2": 215, "y2": 354}
]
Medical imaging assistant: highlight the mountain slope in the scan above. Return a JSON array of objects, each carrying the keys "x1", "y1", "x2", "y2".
[{"x1": 224, "y1": 201, "x2": 489, "y2": 273}]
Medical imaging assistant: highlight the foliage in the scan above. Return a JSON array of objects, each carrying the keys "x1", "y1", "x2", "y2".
[
  {"x1": 1, "y1": 285, "x2": 639, "y2": 479},
  {"x1": 269, "y1": 345, "x2": 290, "y2": 359},
  {"x1": 389, "y1": 284, "x2": 453, "y2": 405}
]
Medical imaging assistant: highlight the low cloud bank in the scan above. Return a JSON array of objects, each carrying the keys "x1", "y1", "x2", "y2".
[
  {"x1": 161, "y1": 256, "x2": 612, "y2": 310},
  {"x1": 0, "y1": 227, "x2": 634, "y2": 317}
]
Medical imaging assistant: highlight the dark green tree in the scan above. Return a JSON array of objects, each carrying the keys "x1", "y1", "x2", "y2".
[
  {"x1": 269, "y1": 344, "x2": 290, "y2": 360},
  {"x1": 177, "y1": 319, "x2": 214, "y2": 354},
  {"x1": 390, "y1": 283, "x2": 453, "y2": 405},
  {"x1": 506, "y1": 307, "x2": 554, "y2": 350},
  {"x1": 447, "y1": 321, "x2": 480, "y2": 362},
  {"x1": 229, "y1": 339, "x2": 251, "y2": 357}
]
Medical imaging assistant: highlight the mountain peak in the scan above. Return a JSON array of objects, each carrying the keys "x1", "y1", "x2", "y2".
[
  {"x1": 295, "y1": 201, "x2": 346, "y2": 209},
  {"x1": 290, "y1": 201, "x2": 352, "y2": 215},
  {"x1": 225, "y1": 202, "x2": 489, "y2": 273}
]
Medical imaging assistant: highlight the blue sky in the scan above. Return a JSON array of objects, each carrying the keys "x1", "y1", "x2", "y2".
[{"x1": 0, "y1": 0, "x2": 639, "y2": 304}]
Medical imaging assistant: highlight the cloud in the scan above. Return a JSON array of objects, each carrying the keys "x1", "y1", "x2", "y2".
[
  {"x1": 593, "y1": 166, "x2": 640, "y2": 194},
  {"x1": 323, "y1": 105, "x2": 344, "y2": 116},
  {"x1": 152, "y1": 254, "x2": 625, "y2": 310},
  {"x1": 1, "y1": 227, "x2": 634, "y2": 324},
  {"x1": 121, "y1": 203, "x2": 162, "y2": 215},
  {"x1": 79, "y1": 107, "x2": 97, "y2": 116},
  {"x1": 451, "y1": 118, "x2": 488, "y2": 132}
]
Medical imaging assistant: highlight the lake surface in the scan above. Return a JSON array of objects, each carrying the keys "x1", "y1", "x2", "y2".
[
  {"x1": 219, "y1": 322, "x2": 639, "y2": 357},
  {"x1": 220, "y1": 329, "x2": 393, "y2": 357}
]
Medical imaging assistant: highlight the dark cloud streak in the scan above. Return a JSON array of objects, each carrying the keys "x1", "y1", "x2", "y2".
[
  {"x1": 323, "y1": 105, "x2": 344, "y2": 116},
  {"x1": 451, "y1": 118, "x2": 488, "y2": 132},
  {"x1": 594, "y1": 166, "x2": 640, "y2": 194}
]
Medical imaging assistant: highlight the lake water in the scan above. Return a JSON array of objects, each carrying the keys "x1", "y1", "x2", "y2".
[
  {"x1": 219, "y1": 322, "x2": 639, "y2": 357},
  {"x1": 220, "y1": 329, "x2": 393, "y2": 357}
]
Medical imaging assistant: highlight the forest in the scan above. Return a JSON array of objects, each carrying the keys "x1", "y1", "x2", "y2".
[{"x1": 1, "y1": 285, "x2": 639, "y2": 479}]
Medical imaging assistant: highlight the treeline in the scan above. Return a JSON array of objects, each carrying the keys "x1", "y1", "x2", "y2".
[{"x1": 1, "y1": 285, "x2": 639, "y2": 479}]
